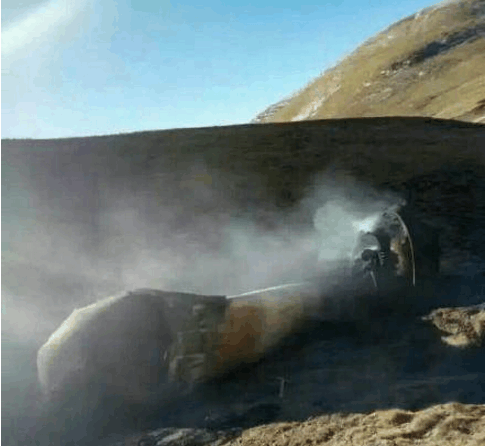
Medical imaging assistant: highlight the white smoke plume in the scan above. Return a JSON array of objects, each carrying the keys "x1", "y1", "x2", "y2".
[
  {"x1": 2, "y1": 156, "x2": 409, "y2": 446},
  {"x1": 3, "y1": 162, "x2": 406, "y2": 344}
]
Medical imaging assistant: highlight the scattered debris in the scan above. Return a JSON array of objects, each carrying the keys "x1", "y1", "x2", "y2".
[
  {"x1": 112, "y1": 427, "x2": 243, "y2": 446},
  {"x1": 422, "y1": 303, "x2": 485, "y2": 347}
]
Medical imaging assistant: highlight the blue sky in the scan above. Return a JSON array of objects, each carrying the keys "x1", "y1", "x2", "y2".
[{"x1": 3, "y1": 0, "x2": 442, "y2": 139}]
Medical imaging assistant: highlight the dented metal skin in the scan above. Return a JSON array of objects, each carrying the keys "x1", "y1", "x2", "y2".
[
  {"x1": 36, "y1": 207, "x2": 435, "y2": 413},
  {"x1": 36, "y1": 284, "x2": 331, "y2": 408}
]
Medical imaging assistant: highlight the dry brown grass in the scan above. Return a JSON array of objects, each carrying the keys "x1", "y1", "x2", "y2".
[
  {"x1": 226, "y1": 403, "x2": 485, "y2": 446},
  {"x1": 256, "y1": 0, "x2": 484, "y2": 124}
]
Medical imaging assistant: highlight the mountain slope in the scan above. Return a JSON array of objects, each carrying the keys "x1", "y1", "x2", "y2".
[
  {"x1": 3, "y1": 118, "x2": 483, "y2": 317},
  {"x1": 253, "y1": 0, "x2": 485, "y2": 124}
]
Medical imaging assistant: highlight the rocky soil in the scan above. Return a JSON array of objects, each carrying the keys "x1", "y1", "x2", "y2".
[
  {"x1": 423, "y1": 304, "x2": 485, "y2": 348},
  {"x1": 102, "y1": 401, "x2": 486, "y2": 446},
  {"x1": 88, "y1": 302, "x2": 485, "y2": 446},
  {"x1": 224, "y1": 403, "x2": 485, "y2": 446}
]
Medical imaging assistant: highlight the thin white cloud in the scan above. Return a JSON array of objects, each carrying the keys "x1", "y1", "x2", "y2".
[
  {"x1": 2, "y1": 0, "x2": 91, "y2": 58},
  {"x1": 2, "y1": 0, "x2": 125, "y2": 138}
]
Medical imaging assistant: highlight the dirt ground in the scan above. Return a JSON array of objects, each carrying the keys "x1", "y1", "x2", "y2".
[{"x1": 225, "y1": 403, "x2": 485, "y2": 446}]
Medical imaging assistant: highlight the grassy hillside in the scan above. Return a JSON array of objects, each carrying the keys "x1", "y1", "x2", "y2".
[
  {"x1": 3, "y1": 118, "x2": 483, "y2": 319},
  {"x1": 254, "y1": 0, "x2": 485, "y2": 124}
]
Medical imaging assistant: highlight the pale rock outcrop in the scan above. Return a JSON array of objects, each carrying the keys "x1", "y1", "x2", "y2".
[{"x1": 422, "y1": 303, "x2": 485, "y2": 347}]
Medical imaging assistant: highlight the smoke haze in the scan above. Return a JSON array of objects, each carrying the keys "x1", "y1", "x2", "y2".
[
  {"x1": 2, "y1": 155, "x2": 407, "y2": 445},
  {"x1": 3, "y1": 162, "x2": 407, "y2": 343}
]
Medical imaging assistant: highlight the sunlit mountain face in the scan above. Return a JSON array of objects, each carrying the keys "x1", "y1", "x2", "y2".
[{"x1": 253, "y1": 0, "x2": 484, "y2": 125}]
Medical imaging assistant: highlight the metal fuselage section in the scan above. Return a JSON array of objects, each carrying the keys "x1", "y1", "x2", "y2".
[{"x1": 37, "y1": 206, "x2": 437, "y2": 410}]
